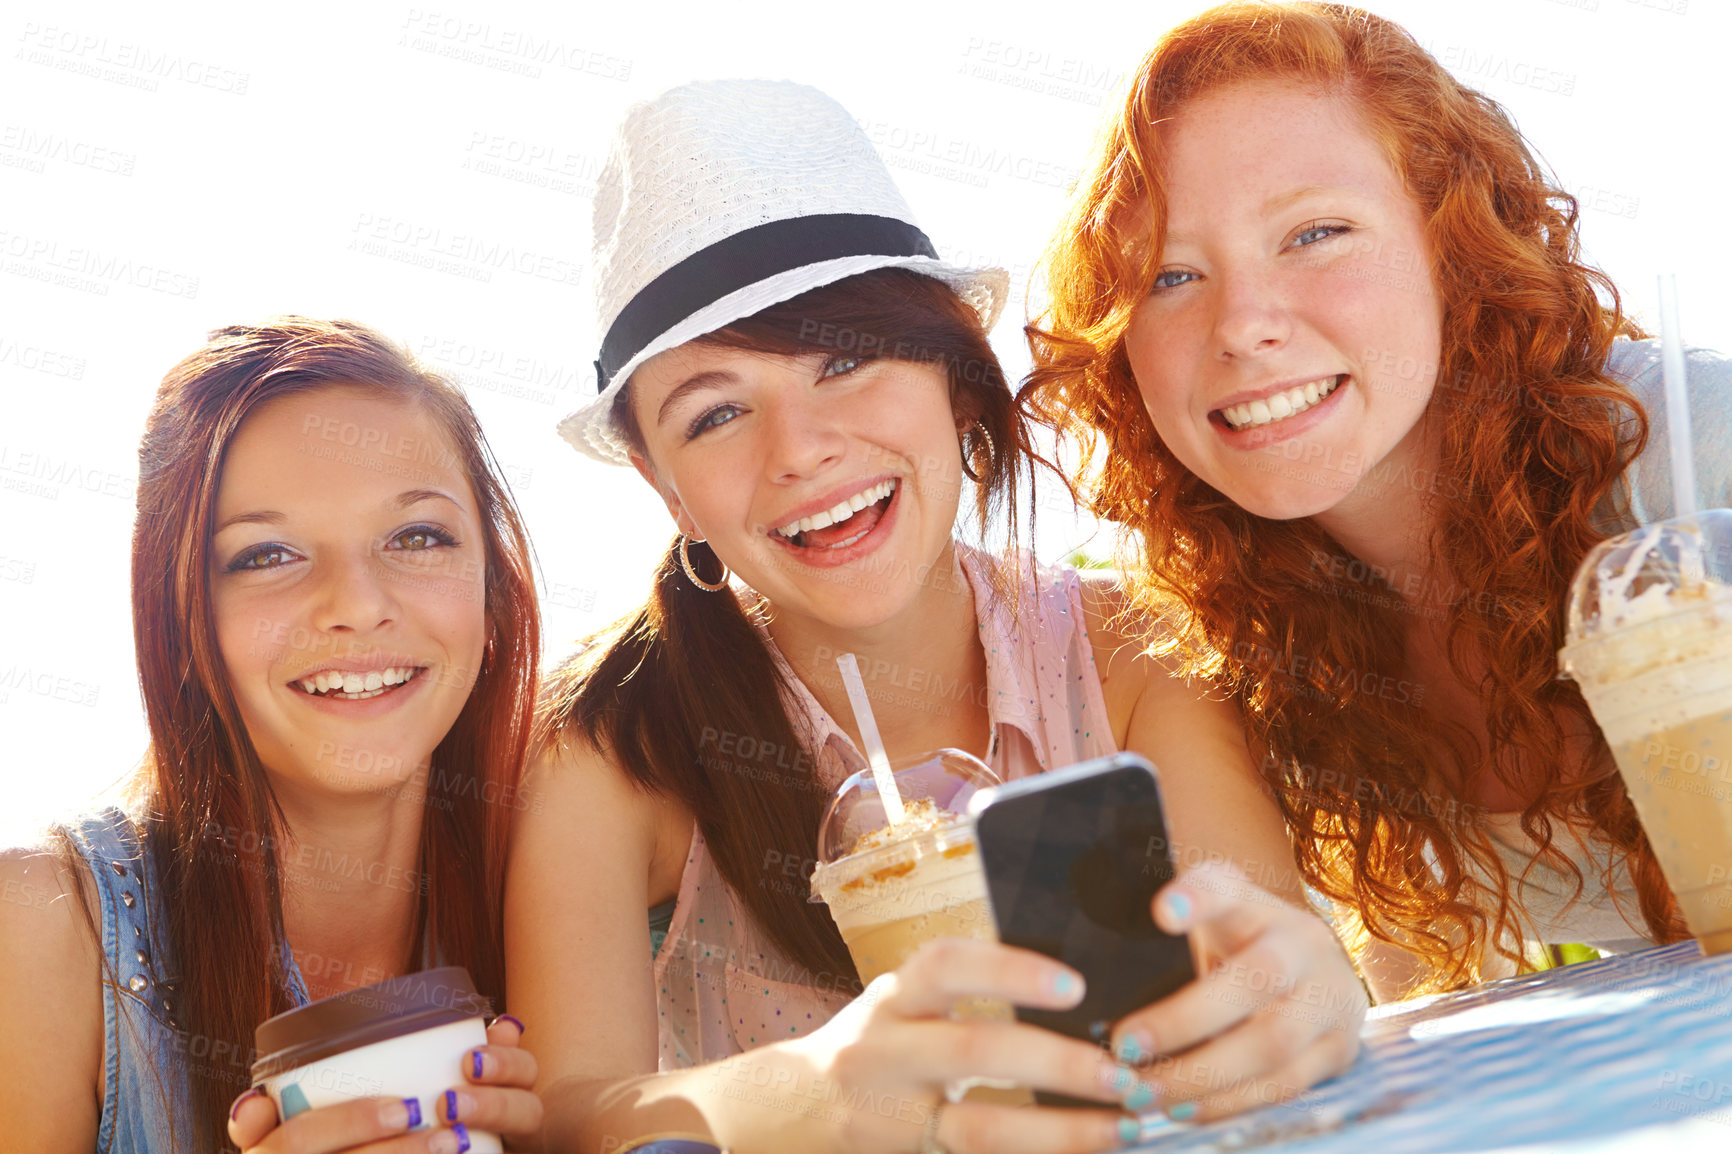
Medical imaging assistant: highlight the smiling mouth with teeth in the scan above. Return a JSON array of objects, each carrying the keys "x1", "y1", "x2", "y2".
[
  {"x1": 1218, "y1": 375, "x2": 1344, "y2": 431},
  {"x1": 770, "y1": 478, "x2": 899, "y2": 550},
  {"x1": 295, "y1": 666, "x2": 424, "y2": 700}
]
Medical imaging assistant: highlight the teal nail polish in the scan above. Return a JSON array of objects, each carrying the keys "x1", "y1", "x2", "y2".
[
  {"x1": 1169, "y1": 1101, "x2": 1198, "y2": 1122},
  {"x1": 1052, "y1": 971, "x2": 1078, "y2": 997},
  {"x1": 1165, "y1": 891, "x2": 1193, "y2": 924},
  {"x1": 1124, "y1": 1082, "x2": 1155, "y2": 1111},
  {"x1": 1118, "y1": 1116, "x2": 1142, "y2": 1146},
  {"x1": 1115, "y1": 1034, "x2": 1145, "y2": 1064},
  {"x1": 279, "y1": 1083, "x2": 310, "y2": 1119}
]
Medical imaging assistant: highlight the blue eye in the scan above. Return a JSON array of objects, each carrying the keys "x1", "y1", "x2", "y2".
[
  {"x1": 821, "y1": 354, "x2": 873, "y2": 377},
  {"x1": 225, "y1": 543, "x2": 298, "y2": 572},
  {"x1": 685, "y1": 403, "x2": 743, "y2": 440},
  {"x1": 1295, "y1": 223, "x2": 1351, "y2": 247},
  {"x1": 1152, "y1": 269, "x2": 1198, "y2": 291}
]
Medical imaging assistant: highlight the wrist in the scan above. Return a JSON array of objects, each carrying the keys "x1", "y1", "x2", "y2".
[{"x1": 700, "y1": 1041, "x2": 833, "y2": 1152}]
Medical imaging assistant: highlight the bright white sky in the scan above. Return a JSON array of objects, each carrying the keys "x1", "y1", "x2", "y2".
[{"x1": 2, "y1": 0, "x2": 1725, "y2": 843}]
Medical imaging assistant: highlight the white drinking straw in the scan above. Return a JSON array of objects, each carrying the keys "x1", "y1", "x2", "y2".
[
  {"x1": 1658, "y1": 273, "x2": 1698, "y2": 519},
  {"x1": 837, "y1": 652, "x2": 906, "y2": 829}
]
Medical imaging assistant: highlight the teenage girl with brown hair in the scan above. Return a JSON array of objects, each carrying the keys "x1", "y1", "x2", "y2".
[
  {"x1": 0, "y1": 319, "x2": 545, "y2": 1153},
  {"x1": 509, "y1": 79, "x2": 1367, "y2": 1154}
]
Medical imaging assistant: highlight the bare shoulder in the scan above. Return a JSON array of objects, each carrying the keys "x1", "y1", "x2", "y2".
[
  {"x1": 1075, "y1": 567, "x2": 1130, "y2": 622},
  {"x1": 1074, "y1": 568, "x2": 1186, "y2": 740},
  {"x1": 1077, "y1": 568, "x2": 1210, "y2": 679},
  {"x1": 523, "y1": 728, "x2": 660, "y2": 820},
  {"x1": 1076, "y1": 569, "x2": 1142, "y2": 670},
  {"x1": 0, "y1": 840, "x2": 101, "y2": 947},
  {"x1": 529, "y1": 721, "x2": 692, "y2": 821},
  {"x1": 0, "y1": 841, "x2": 104, "y2": 995},
  {"x1": 0, "y1": 842, "x2": 104, "y2": 1151},
  {"x1": 1075, "y1": 568, "x2": 1183, "y2": 659},
  {"x1": 507, "y1": 730, "x2": 680, "y2": 1083},
  {"x1": 517, "y1": 730, "x2": 679, "y2": 882}
]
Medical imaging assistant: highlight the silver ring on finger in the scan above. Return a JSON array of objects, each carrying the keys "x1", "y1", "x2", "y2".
[{"x1": 918, "y1": 1097, "x2": 950, "y2": 1154}]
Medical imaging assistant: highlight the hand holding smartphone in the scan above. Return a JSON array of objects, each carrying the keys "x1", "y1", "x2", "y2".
[{"x1": 970, "y1": 754, "x2": 1195, "y2": 1102}]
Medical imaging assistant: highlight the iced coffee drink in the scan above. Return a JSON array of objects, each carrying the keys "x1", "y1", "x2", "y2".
[
  {"x1": 809, "y1": 751, "x2": 1000, "y2": 982},
  {"x1": 1560, "y1": 510, "x2": 1732, "y2": 954},
  {"x1": 811, "y1": 750, "x2": 1034, "y2": 1105},
  {"x1": 814, "y1": 796, "x2": 995, "y2": 982}
]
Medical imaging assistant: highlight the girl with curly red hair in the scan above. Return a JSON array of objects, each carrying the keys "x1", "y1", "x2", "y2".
[{"x1": 1023, "y1": 1, "x2": 1732, "y2": 998}]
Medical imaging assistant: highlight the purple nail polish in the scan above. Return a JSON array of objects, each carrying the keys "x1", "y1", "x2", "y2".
[
  {"x1": 471, "y1": 1049, "x2": 484, "y2": 1080},
  {"x1": 453, "y1": 1122, "x2": 472, "y2": 1154},
  {"x1": 228, "y1": 1086, "x2": 262, "y2": 1122},
  {"x1": 444, "y1": 1088, "x2": 459, "y2": 1122},
  {"x1": 403, "y1": 1096, "x2": 422, "y2": 1129},
  {"x1": 493, "y1": 1013, "x2": 526, "y2": 1036}
]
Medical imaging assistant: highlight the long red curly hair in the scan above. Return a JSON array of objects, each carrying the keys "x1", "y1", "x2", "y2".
[{"x1": 1022, "y1": 1, "x2": 1685, "y2": 991}]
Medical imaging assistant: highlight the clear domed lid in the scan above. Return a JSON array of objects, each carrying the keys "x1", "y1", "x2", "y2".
[
  {"x1": 815, "y1": 748, "x2": 1001, "y2": 866},
  {"x1": 1564, "y1": 510, "x2": 1732, "y2": 644}
]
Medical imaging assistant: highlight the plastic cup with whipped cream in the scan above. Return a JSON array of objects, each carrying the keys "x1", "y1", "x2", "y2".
[
  {"x1": 809, "y1": 750, "x2": 1002, "y2": 985},
  {"x1": 1560, "y1": 509, "x2": 1732, "y2": 954},
  {"x1": 251, "y1": 966, "x2": 501, "y2": 1152}
]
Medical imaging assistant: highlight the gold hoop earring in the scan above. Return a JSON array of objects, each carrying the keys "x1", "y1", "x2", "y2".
[
  {"x1": 960, "y1": 423, "x2": 995, "y2": 485},
  {"x1": 679, "y1": 534, "x2": 729, "y2": 592}
]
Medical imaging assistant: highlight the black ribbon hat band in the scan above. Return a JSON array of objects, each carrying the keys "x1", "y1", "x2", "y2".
[{"x1": 594, "y1": 213, "x2": 939, "y2": 393}]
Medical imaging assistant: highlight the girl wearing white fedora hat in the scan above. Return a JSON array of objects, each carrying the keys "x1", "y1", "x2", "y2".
[{"x1": 506, "y1": 80, "x2": 1364, "y2": 1154}]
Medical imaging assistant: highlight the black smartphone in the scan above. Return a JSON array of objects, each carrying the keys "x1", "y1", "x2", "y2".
[{"x1": 971, "y1": 753, "x2": 1195, "y2": 1102}]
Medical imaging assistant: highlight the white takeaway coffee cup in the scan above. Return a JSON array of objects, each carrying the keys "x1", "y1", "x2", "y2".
[{"x1": 251, "y1": 966, "x2": 501, "y2": 1153}]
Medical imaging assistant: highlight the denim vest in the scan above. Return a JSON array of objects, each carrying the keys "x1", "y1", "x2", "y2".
[{"x1": 63, "y1": 809, "x2": 311, "y2": 1154}]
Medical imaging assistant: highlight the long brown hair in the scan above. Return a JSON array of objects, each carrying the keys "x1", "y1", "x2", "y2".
[
  {"x1": 127, "y1": 318, "x2": 539, "y2": 1148},
  {"x1": 539, "y1": 269, "x2": 1027, "y2": 988},
  {"x1": 1022, "y1": 2, "x2": 1681, "y2": 990}
]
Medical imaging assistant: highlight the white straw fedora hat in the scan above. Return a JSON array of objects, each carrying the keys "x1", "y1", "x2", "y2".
[{"x1": 557, "y1": 78, "x2": 1010, "y2": 465}]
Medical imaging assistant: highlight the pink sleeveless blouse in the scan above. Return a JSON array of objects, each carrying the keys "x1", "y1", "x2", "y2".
[{"x1": 650, "y1": 547, "x2": 1116, "y2": 1068}]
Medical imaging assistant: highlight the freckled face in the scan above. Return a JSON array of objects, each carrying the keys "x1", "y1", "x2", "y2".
[
  {"x1": 1123, "y1": 80, "x2": 1445, "y2": 521},
  {"x1": 208, "y1": 387, "x2": 488, "y2": 795},
  {"x1": 627, "y1": 344, "x2": 968, "y2": 630}
]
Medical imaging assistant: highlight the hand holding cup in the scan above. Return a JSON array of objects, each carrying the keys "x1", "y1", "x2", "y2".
[{"x1": 228, "y1": 1014, "x2": 540, "y2": 1154}]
